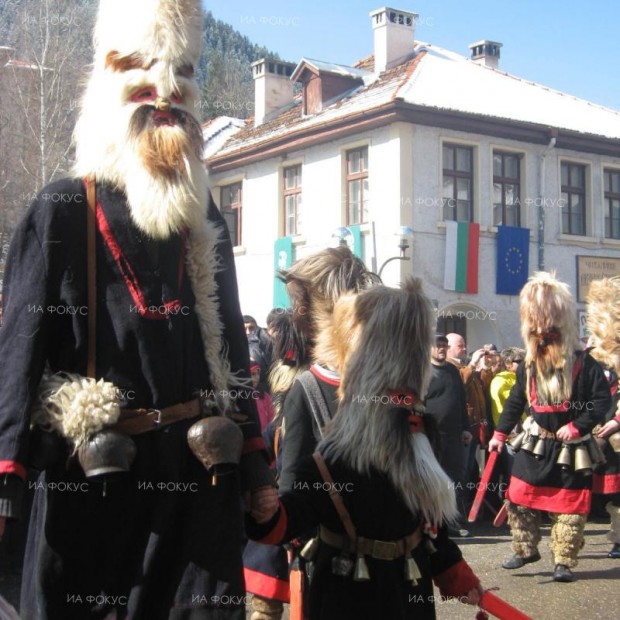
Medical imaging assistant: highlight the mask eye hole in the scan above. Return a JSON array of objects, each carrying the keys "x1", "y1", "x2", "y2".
[{"x1": 131, "y1": 87, "x2": 156, "y2": 103}]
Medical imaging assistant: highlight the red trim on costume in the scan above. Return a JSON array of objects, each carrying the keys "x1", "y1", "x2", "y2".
[
  {"x1": 244, "y1": 568, "x2": 290, "y2": 602},
  {"x1": 492, "y1": 431, "x2": 508, "y2": 443},
  {"x1": 96, "y1": 204, "x2": 185, "y2": 320},
  {"x1": 309, "y1": 364, "x2": 340, "y2": 387},
  {"x1": 593, "y1": 472, "x2": 620, "y2": 495},
  {"x1": 506, "y1": 476, "x2": 591, "y2": 515},
  {"x1": 433, "y1": 559, "x2": 479, "y2": 598},
  {"x1": 242, "y1": 437, "x2": 266, "y2": 455},
  {"x1": 565, "y1": 422, "x2": 581, "y2": 440},
  {"x1": 257, "y1": 502, "x2": 288, "y2": 545},
  {"x1": 0, "y1": 461, "x2": 26, "y2": 481}
]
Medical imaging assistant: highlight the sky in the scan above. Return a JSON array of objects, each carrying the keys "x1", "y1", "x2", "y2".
[{"x1": 204, "y1": 0, "x2": 620, "y2": 111}]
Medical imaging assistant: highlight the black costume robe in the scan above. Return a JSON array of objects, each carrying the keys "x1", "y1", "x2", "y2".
[
  {"x1": 0, "y1": 178, "x2": 271, "y2": 619},
  {"x1": 246, "y1": 455, "x2": 478, "y2": 620},
  {"x1": 496, "y1": 353, "x2": 610, "y2": 515}
]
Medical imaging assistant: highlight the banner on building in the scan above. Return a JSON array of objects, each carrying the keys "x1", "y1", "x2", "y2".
[
  {"x1": 444, "y1": 221, "x2": 479, "y2": 294},
  {"x1": 273, "y1": 236, "x2": 294, "y2": 309},
  {"x1": 496, "y1": 226, "x2": 529, "y2": 295}
]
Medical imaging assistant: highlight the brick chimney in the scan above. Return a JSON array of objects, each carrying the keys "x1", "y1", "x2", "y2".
[
  {"x1": 468, "y1": 40, "x2": 502, "y2": 69},
  {"x1": 370, "y1": 7, "x2": 417, "y2": 73},
  {"x1": 252, "y1": 58, "x2": 296, "y2": 127}
]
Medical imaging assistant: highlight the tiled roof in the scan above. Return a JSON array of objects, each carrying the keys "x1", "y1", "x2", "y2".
[{"x1": 207, "y1": 42, "x2": 620, "y2": 163}]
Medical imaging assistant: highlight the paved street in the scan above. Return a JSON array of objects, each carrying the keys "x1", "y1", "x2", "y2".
[{"x1": 3, "y1": 519, "x2": 619, "y2": 619}]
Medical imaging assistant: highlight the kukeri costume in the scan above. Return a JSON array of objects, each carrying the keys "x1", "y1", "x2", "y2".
[
  {"x1": 246, "y1": 280, "x2": 482, "y2": 620},
  {"x1": 0, "y1": 1, "x2": 275, "y2": 618},
  {"x1": 586, "y1": 277, "x2": 620, "y2": 558},
  {"x1": 491, "y1": 272, "x2": 610, "y2": 582}
]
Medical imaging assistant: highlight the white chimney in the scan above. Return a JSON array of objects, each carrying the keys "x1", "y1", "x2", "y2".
[
  {"x1": 468, "y1": 40, "x2": 502, "y2": 69},
  {"x1": 252, "y1": 58, "x2": 296, "y2": 127},
  {"x1": 370, "y1": 7, "x2": 417, "y2": 74}
]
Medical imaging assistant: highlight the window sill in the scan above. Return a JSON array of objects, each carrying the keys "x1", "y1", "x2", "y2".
[
  {"x1": 291, "y1": 235, "x2": 306, "y2": 246},
  {"x1": 437, "y1": 221, "x2": 488, "y2": 232},
  {"x1": 488, "y1": 226, "x2": 534, "y2": 239},
  {"x1": 233, "y1": 246, "x2": 247, "y2": 256},
  {"x1": 557, "y1": 234, "x2": 599, "y2": 247},
  {"x1": 602, "y1": 237, "x2": 620, "y2": 249}
]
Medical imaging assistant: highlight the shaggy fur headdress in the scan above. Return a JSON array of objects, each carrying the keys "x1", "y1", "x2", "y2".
[
  {"x1": 279, "y1": 246, "x2": 380, "y2": 370},
  {"x1": 520, "y1": 271, "x2": 579, "y2": 403},
  {"x1": 319, "y1": 278, "x2": 458, "y2": 526},
  {"x1": 586, "y1": 277, "x2": 620, "y2": 373}
]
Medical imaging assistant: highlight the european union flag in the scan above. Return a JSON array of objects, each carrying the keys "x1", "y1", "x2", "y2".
[{"x1": 496, "y1": 226, "x2": 529, "y2": 295}]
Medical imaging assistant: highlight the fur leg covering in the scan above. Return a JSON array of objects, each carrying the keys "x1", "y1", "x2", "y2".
[
  {"x1": 251, "y1": 595, "x2": 284, "y2": 620},
  {"x1": 606, "y1": 501, "x2": 620, "y2": 544},
  {"x1": 550, "y1": 513, "x2": 586, "y2": 568},
  {"x1": 506, "y1": 502, "x2": 541, "y2": 556}
]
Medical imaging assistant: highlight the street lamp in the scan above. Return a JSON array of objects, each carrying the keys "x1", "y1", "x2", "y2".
[{"x1": 378, "y1": 226, "x2": 414, "y2": 278}]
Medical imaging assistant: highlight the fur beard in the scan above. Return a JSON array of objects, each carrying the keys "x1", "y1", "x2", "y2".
[
  {"x1": 526, "y1": 340, "x2": 574, "y2": 404},
  {"x1": 586, "y1": 277, "x2": 620, "y2": 374},
  {"x1": 319, "y1": 401, "x2": 457, "y2": 527}
]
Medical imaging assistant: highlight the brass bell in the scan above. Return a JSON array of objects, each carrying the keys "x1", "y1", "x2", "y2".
[
  {"x1": 532, "y1": 438, "x2": 546, "y2": 459},
  {"x1": 574, "y1": 444, "x2": 592, "y2": 474},
  {"x1": 300, "y1": 537, "x2": 320, "y2": 561},
  {"x1": 586, "y1": 436, "x2": 606, "y2": 466},
  {"x1": 556, "y1": 444, "x2": 572, "y2": 470},
  {"x1": 509, "y1": 430, "x2": 526, "y2": 452},
  {"x1": 404, "y1": 555, "x2": 422, "y2": 585},
  {"x1": 521, "y1": 434, "x2": 536, "y2": 453},
  {"x1": 353, "y1": 554, "x2": 370, "y2": 581}
]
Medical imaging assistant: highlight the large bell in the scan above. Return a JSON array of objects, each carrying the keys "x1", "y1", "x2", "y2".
[
  {"x1": 586, "y1": 436, "x2": 606, "y2": 465},
  {"x1": 574, "y1": 444, "x2": 592, "y2": 474},
  {"x1": 521, "y1": 434, "x2": 536, "y2": 453},
  {"x1": 556, "y1": 443, "x2": 572, "y2": 470},
  {"x1": 77, "y1": 430, "x2": 137, "y2": 478},
  {"x1": 609, "y1": 431, "x2": 620, "y2": 454},
  {"x1": 508, "y1": 430, "x2": 526, "y2": 452},
  {"x1": 300, "y1": 537, "x2": 320, "y2": 561},
  {"x1": 532, "y1": 438, "x2": 546, "y2": 459},
  {"x1": 353, "y1": 554, "x2": 370, "y2": 581}
]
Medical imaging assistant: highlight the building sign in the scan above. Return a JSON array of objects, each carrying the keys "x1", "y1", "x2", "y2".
[{"x1": 575, "y1": 255, "x2": 620, "y2": 302}]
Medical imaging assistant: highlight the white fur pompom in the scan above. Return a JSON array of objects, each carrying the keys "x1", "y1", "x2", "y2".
[{"x1": 32, "y1": 373, "x2": 122, "y2": 448}]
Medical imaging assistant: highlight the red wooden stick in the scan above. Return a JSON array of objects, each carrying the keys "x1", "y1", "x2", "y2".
[
  {"x1": 480, "y1": 590, "x2": 533, "y2": 620},
  {"x1": 468, "y1": 450, "x2": 499, "y2": 522},
  {"x1": 493, "y1": 502, "x2": 508, "y2": 527}
]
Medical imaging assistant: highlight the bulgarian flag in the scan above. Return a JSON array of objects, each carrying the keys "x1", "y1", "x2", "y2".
[{"x1": 443, "y1": 221, "x2": 479, "y2": 293}]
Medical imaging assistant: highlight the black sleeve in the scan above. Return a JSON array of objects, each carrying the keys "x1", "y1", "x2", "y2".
[
  {"x1": 572, "y1": 353, "x2": 611, "y2": 435},
  {"x1": 496, "y1": 363, "x2": 529, "y2": 435},
  {"x1": 278, "y1": 380, "x2": 320, "y2": 493},
  {"x1": 207, "y1": 194, "x2": 273, "y2": 492}
]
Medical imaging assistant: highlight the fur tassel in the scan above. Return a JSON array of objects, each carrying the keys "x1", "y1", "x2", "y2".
[
  {"x1": 31, "y1": 373, "x2": 121, "y2": 449},
  {"x1": 586, "y1": 276, "x2": 620, "y2": 374}
]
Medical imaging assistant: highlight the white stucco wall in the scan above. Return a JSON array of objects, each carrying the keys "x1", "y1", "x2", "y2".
[{"x1": 209, "y1": 121, "x2": 620, "y2": 349}]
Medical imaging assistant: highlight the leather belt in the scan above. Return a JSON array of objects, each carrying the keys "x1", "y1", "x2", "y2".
[
  {"x1": 319, "y1": 525, "x2": 422, "y2": 560},
  {"x1": 112, "y1": 398, "x2": 201, "y2": 435},
  {"x1": 537, "y1": 427, "x2": 556, "y2": 440}
]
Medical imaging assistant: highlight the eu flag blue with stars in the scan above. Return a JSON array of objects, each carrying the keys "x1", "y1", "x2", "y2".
[{"x1": 496, "y1": 226, "x2": 529, "y2": 295}]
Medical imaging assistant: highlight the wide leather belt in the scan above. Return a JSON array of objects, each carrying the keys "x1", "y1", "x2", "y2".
[
  {"x1": 319, "y1": 525, "x2": 422, "y2": 560},
  {"x1": 112, "y1": 398, "x2": 201, "y2": 435}
]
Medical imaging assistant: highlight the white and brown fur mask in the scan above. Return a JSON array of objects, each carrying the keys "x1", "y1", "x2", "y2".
[
  {"x1": 318, "y1": 278, "x2": 458, "y2": 526},
  {"x1": 73, "y1": 0, "x2": 206, "y2": 239},
  {"x1": 586, "y1": 276, "x2": 620, "y2": 375},
  {"x1": 520, "y1": 271, "x2": 580, "y2": 405}
]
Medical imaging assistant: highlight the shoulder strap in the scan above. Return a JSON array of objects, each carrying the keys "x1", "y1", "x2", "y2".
[
  {"x1": 297, "y1": 370, "x2": 333, "y2": 439},
  {"x1": 85, "y1": 177, "x2": 97, "y2": 379},
  {"x1": 312, "y1": 451, "x2": 357, "y2": 544}
]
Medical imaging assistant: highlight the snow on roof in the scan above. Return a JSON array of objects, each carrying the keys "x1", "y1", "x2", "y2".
[
  {"x1": 209, "y1": 43, "x2": 620, "y2": 161},
  {"x1": 202, "y1": 116, "x2": 248, "y2": 159},
  {"x1": 292, "y1": 57, "x2": 372, "y2": 82},
  {"x1": 400, "y1": 44, "x2": 620, "y2": 140}
]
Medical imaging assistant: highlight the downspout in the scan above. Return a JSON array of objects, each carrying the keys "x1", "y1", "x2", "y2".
[{"x1": 538, "y1": 131, "x2": 557, "y2": 270}]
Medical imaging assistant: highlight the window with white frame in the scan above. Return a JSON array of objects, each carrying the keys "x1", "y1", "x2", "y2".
[
  {"x1": 442, "y1": 144, "x2": 473, "y2": 221},
  {"x1": 604, "y1": 168, "x2": 620, "y2": 240},
  {"x1": 560, "y1": 162, "x2": 586, "y2": 236},
  {"x1": 346, "y1": 147, "x2": 369, "y2": 225},
  {"x1": 283, "y1": 165, "x2": 302, "y2": 236},
  {"x1": 493, "y1": 151, "x2": 521, "y2": 226}
]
